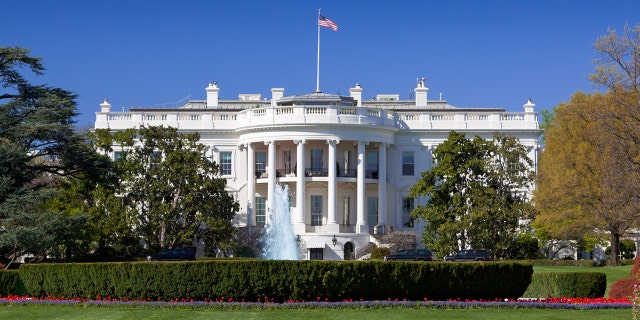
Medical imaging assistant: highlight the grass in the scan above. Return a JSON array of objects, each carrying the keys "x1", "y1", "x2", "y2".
[
  {"x1": 0, "y1": 304, "x2": 631, "y2": 320},
  {"x1": 534, "y1": 264, "x2": 633, "y2": 297}
]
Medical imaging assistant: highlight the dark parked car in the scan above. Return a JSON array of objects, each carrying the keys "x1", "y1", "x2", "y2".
[
  {"x1": 383, "y1": 249, "x2": 433, "y2": 261},
  {"x1": 146, "y1": 248, "x2": 196, "y2": 261},
  {"x1": 443, "y1": 249, "x2": 492, "y2": 262}
]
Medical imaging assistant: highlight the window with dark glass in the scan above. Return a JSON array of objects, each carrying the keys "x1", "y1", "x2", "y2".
[
  {"x1": 367, "y1": 197, "x2": 378, "y2": 226},
  {"x1": 255, "y1": 151, "x2": 266, "y2": 177},
  {"x1": 255, "y1": 197, "x2": 266, "y2": 227},
  {"x1": 402, "y1": 197, "x2": 415, "y2": 227},
  {"x1": 366, "y1": 150, "x2": 378, "y2": 178},
  {"x1": 283, "y1": 150, "x2": 292, "y2": 175},
  {"x1": 311, "y1": 195, "x2": 323, "y2": 226},
  {"x1": 311, "y1": 149, "x2": 323, "y2": 175},
  {"x1": 220, "y1": 151, "x2": 232, "y2": 175},
  {"x1": 402, "y1": 151, "x2": 415, "y2": 176},
  {"x1": 309, "y1": 248, "x2": 323, "y2": 260}
]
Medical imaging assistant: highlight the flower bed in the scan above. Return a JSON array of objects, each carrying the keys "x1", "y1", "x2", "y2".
[{"x1": 0, "y1": 295, "x2": 632, "y2": 310}]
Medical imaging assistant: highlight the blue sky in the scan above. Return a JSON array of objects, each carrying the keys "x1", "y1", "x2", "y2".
[{"x1": 3, "y1": 1, "x2": 639, "y2": 127}]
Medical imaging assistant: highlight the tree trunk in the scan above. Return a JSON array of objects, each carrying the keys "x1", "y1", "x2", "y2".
[
  {"x1": 610, "y1": 233, "x2": 620, "y2": 267},
  {"x1": 160, "y1": 220, "x2": 167, "y2": 249}
]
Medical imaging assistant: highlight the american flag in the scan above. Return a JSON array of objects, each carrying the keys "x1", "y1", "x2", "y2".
[{"x1": 318, "y1": 15, "x2": 338, "y2": 31}]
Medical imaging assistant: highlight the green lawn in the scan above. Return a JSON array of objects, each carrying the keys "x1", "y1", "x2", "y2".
[
  {"x1": 0, "y1": 304, "x2": 631, "y2": 320},
  {"x1": 534, "y1": 264, "x2": 633, "y2": 297}
]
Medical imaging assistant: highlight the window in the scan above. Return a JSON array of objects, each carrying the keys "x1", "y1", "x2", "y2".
[
  {"x1": 508, "y1": 160, "x2": 523, "y2": 173},
  {"x1": 220, "y1": 151, "x2": 232, "y2": 175},
  {"x1": 366, "y1": 150, "x2": 378, "y2": 178},
  {"x1": 342, "y1": 150, "x2": 351, "y2": 176},
  {"x1": 114, "y1": 151, "x2": 125, "y2": 161},
  {"x1": 367, "y1": 197, "x2": 378, "y2": 226},
  {"x1": 255, "y1": 151, "x2": 266, "y2": 176},
  {"x1": 402, "y1": 151, "x2": 415, "y2": 176},
  {"x1": 311, "y1": 195, "x2": 323, "y2": 226},
  {"x1": 283, "y1": 150, "x2": 292, "y2": 174},
  {"x1": 148, "y1": 151, "x2": 161, "y2": 170},
  {"x1": 311, "y1": 149, "x2": 323, "y2": 174},
  {"x1": 342, "y1": 196, "x2": 351, "y2": 226},
  {"x1": 309, "y1": 248, "x2": 323, "y2": 260},
  {"x1": 402, "y1": 197, "x2": 415, "y2": 227},
  {"x1": 255, "y1": 197, "x2": 266, "y2": 227}
]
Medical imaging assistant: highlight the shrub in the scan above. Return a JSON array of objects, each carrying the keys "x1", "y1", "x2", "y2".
[
  {"x1": 609, "y1": 278, "x2": 638, "y2": 299},
  {"x1": 0, "y1": 270, "x2": 26, "y2": 296},
  {"x1": 524, "y1": 259, "x2": 596, "y2": 267},
  {"x1": 522, "y1": 272, "x2": 606, "y2": 298},
  {"x1": 370, "y1": 247, "x2": 390, "y2": 260},
  {"x1": 18, "y1": 260, "x2": 532, "y2": 302}
]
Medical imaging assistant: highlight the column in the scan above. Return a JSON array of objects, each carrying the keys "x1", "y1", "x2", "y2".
[
  {"x1": 356, "y1": 141, "x2": 368, "y2": 234},
  {"x1": 266, "y1": 140, "x2": 276, "y2": 215},
  {"x1": 293, "y1": 139, "x2": 306, "y2": 234},
  {"x1": 377, "y1": 143, "x2": 387, "y2": 230},
  {"x1": 326, "y1": 139, "x2": 339, "y2": 233},
  {"x1": 247, "y1": 143, "x2": 256, "y2": 227}
]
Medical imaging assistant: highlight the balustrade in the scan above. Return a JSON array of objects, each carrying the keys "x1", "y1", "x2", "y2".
[{"x1": 97, "y1": 105, "x2": 536, "y2": 131}]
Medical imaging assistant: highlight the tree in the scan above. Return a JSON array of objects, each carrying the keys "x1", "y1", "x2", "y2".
[
  {"x1": 47, "y1": 169, "x2": 140, "y2": 260},
  {"x1": 590, "y1": 23, "x2": 640, "y2": 94},
  {"x1": 409, "y1": 131, "x2": 536, "y2": 258},
  {"x1": 0, "y1": 46, "x2": 108, "y2": 268},
  {"x1": 535, "y1": 24, "x2": 640, "y2": 266},
  {"x1": 93, "y1": 126, "x2": 239, "y2": 253},
  {"x1": 534, "y1": 92, "x2": 640, "y2": 266}
]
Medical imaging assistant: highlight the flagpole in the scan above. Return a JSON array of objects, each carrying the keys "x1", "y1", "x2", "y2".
[{"x1": 316, "y1": 8, "x2": 321, "y2": 93}]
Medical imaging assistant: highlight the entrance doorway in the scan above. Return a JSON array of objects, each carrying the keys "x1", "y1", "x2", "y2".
[{"x1": 343, "y1": 242, "x2": 354, "y2": 260}]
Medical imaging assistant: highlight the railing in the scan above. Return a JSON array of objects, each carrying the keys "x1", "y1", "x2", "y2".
[
  {"x1": 339, "y1": 225, "x2": 356, "y2": 233},
  {"x1": 254, "y1": 168, "x2": 363, "y2": 180},
  {"x1": 214, "y1": 113, "x2": 236, "y2": 121},
  {"x1": 178, "y1": 114, "x2": 201, "y2": 121},
  {"x1": 305, "y1": 107, "x2": 327, "y2": 115},
  {"x1": 144, "y1": 113, "x2": 167, "y2": 121},
  {"x1": 337, "y1": 169, "x2": 357, "y2": 178},
  {"x1": 275, "y1": 169, "x2": 296, "y2": 178},
  {"x1": 305, "y1": 167, "x2": 328, "y2": 177},
  {"x1": 339, "y1": 107, "x2": 356, "y2": 115},
  {"x1": 275, "y1": 107, "x2": 294, "y2": 115},
  {"x1": 365, "y1": 170, "x2": 379, "y2": 179},
  {"x1": 96, "y1": 105, "x2": 537, "y2": 131}
]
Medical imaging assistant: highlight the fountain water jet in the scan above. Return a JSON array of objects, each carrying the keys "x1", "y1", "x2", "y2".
[{"x1": 261, "y1": 184, "x2": 299, "y2": 260}]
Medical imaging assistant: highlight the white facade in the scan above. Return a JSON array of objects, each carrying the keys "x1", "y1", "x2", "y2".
[{"x1": 95, "y1": 80, "x2": 541, "y2": 260}]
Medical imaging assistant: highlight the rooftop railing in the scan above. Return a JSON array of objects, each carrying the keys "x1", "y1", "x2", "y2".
[{"x1": 96, "y1": 104, "x2": 538, "y2": 131}]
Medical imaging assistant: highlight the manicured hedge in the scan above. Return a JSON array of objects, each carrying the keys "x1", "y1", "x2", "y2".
[
  {"x1": 522, "y1": 272, "x2": 606, "y2": 298},
  {"x1": 18, "y1": 260, "x2": 532, "y2": 302},
  {"x1": 523, "y1": 259, "x2": 596, "y2": 267},
  {"x1": 0, "y1": 270, "x2": 26, "y2": 296}
]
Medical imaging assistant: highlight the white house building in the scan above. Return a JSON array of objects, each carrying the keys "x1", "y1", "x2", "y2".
[{"x1": 94, "y1": 79, "x2": 541, "y2": 260}]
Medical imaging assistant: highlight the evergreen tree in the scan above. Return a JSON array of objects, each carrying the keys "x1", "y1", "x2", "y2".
[{"x1": 0, "y1": 46, "x2": 108, "y2": 267}]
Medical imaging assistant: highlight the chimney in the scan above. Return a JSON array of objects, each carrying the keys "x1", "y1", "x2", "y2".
[
  {"x1": 271, "y1": 88, "x2": 285, "y2": 107},
  {"x1": 206, "y1": 81, "x2": 220, "y2": 108},
  {"x1": 349, "y1": 83, "x2": 363, "y2": 106},
  {"x1": 100, "y1": 98, "x2": 112, "y2": 112},
  {"x1": 415, "y1": 77, "x2": 428, "y2": 108},
  {"x1": 523, "y1": 98, "x2": 535, "y2": 113}
]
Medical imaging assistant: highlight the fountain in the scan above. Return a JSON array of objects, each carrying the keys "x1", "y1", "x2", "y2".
[{"x1": 261, "y1": 184, "x2": 299, "y2": 260}]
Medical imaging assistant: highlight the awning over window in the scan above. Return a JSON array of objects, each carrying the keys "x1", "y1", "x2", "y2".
[{"x1": 306, "y1": 238, "x2": 326, "y2": 249}]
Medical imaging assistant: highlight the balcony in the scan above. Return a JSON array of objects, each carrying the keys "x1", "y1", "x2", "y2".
[
  {"x1": 305, "y1": 168, "x2": 328, "y2": 177},
  {"x1": 254, "y1": 168, "x2": 373, "y2": 179}
]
